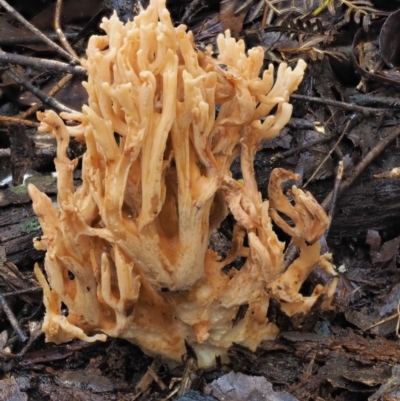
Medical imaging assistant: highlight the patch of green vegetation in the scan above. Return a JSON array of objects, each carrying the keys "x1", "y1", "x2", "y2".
[
  {"x1": 26, "y1": 175, "x2": 56, "y2": 186},
  {"x1": 10, "y1": 185, "x2": 27, "y2": 195},
  {"x1": 23, "y1": 217, "x2": 41, "y2": 233}
]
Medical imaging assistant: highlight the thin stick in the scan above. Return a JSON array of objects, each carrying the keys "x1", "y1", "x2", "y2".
[
  {"x1": 0, "y1": 116, "x2": 40, "y2": 127},
  {"x1": 18, "y1": 73, "x2": 74, "y2": 119},
  {"x1": 0, "y1": 0, "x2": 75, "y2": 63},
  {"x1": 54, "y1": 0, "x2": 79, "y2": 61},
  {"x1": 247, "y1": 0, "x2": 265, "y2": 23},
  {"x1": 177, "y1": 358, "x2": 198, "y2": 397},
  {"x1": 0, "y1": 50, "x2": 86, "y2": 76},
  {"x1": 132, "y1": 358, "x2": 163, "y2": 400},
  {"x1": 325, "y1": 160, "x2": 343, "y2": 237},
  {"x1": 304, "y1": 114, "x2": 363, "y2": 188},
  {"x1": 0, "y1": 248, "x2": 27, "y2": 343},
  {"x1": 269, "y1": 133, "x2": 337, "y2": 164},
  {"x1": 291, "y1": 93, "x2": 383, "y2": 116},
  {"x1": 6, "y1": 67, "x2": 75, "y2": 113},
  {"x1": 0, "y1": 31, "x2": 77, "y2": 46},
  {"x1": 365, "y1": 309, "x2": 399, "y2": 331},
  {"x1": 235, "y1": 0, "x2": 253, "y2": 15},
  {"x1": 321, "y1": 125, "x2": 400, "y2": 211},
  {"x1": 260, "y1": 0, "x2": 268, "y2": 27},
  {"x1": 0, "y1": 292, "x2": 27, "y2": 342},
  {"x1": 147, "y1": 367, "x2": 168, "y2": 390}
]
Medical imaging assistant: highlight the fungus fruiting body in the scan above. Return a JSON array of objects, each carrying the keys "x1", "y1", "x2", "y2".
[{"x1": 29, "y1": 0, "x2": 338, "y2": 367}]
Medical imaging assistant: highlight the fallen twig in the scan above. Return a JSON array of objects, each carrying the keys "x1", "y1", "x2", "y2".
[
  {"x1": 269, "y1": 132, "x2": 337, "y2": 164},
  {"x1": 0, "y1": 292, "x2": 27, "y2": 342},
  {"x1": 0, "y1": 51, "x2": 86, "y2": 76},
  {"x1": 325, "y1": 160, "x2": 344, "y2": 238},
  {"x1": 291, "y1": 93, "x2": 384, "y2": 116},
  {"x1": 0, "y1": 116, "x2": 40, "y2": 127},
  {"x1": 0, "y1": 31, "x2": 77, "y2": 46},
  {"x1": 321, "y1": 124, "x2": 400, "y2": 210},
  {"x1": 54, "y1": 0, "x2": 79, "y2": 61},
  {"x1": 304, "y1": 113, "x2": 363, "y2": 187},
  {"x1": 6, "y1": 67, "x2": 76, "y2": 113},
  {"x1": 0, "y1": 0, "x2": 75, "y2": 63},
  {"x1": 18, "y1": 73, "x2": 74, "y2": 119}
]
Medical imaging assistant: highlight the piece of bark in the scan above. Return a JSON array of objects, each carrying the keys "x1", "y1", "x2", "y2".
[
  {"x1": 0, "y1": 174, "x2": 57, "y2": 207},
  {"x1": 9, "y1": 124, "x2": 35, "y2": 186},
  {"x1": 322, "y1": 176, "x2": 400, "y2": 240},
  {"x1": 0, "y1": 202, "x2": 44, "y2": 266},
  {"x1": 0, "y1": 377, "x2": 28, "y2": 401},
  {"x1": 0, "y1": 175, "x2": 58, "y2": 266},
  {"x1": 207, "y1": 371, "x2": 298, "y2": 401}
]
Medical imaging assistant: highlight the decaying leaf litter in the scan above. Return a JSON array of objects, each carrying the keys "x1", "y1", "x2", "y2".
[{"x1": 2, "y1": 0, "x2": 400, "y2": 399}]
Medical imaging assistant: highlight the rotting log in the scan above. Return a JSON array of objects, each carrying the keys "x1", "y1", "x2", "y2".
[
  {"x1": 329, "y1": 176, "x2": 400, "y2": 240},
  {"x1": 2, "y1": 130, "x2": 400, "y2": 267},
  {"x1": 0, "y1": 123, "x2": 85, "y2": 266},
  {"x1": 0, "y1": 175, "x2": 57, "y2": 267},
  {"x1": 1, "y1": 171, "x2": 400, "y2": 267}
]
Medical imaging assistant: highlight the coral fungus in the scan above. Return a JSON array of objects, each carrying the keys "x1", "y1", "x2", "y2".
[{"x1": 29, "y1": 0, "x2": 338, "y2": 367}]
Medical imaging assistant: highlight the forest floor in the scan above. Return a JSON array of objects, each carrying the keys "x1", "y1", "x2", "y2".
[{"x1": 2, "y1": 0, "x2": 400, "y2": 400}]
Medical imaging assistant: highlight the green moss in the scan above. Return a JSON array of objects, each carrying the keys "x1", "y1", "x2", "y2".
[
  {"x1": 23, "y1": 217, "x2": 41, "y2": 233},
  {"x1": 10, "y1": 175, "x2": 56, "y2": 196},
  {"x1": 26, "y1": 175, "x2": 56, "y2": 186},
  {"x1": 10, "y1": 185, "x2": 27, "y2": 194}
]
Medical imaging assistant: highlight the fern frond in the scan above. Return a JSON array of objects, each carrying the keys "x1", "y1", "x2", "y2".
[{"x1": 322, "y1": 0, "x2": 387, "y2": 29}]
